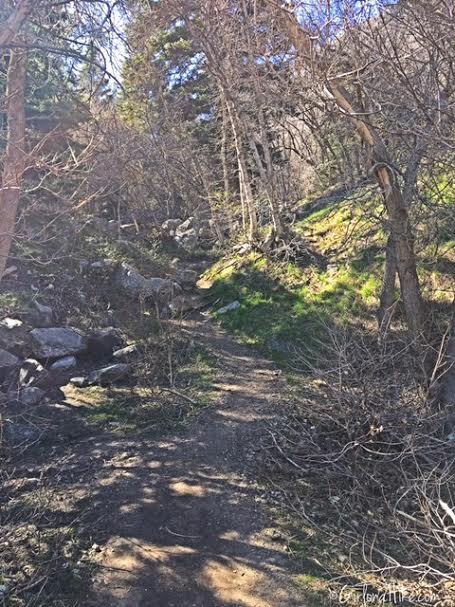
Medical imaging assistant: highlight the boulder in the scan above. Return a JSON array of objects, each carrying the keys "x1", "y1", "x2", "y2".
[
  {"x1": 30, "y1": 328, "x2": 87, "y2": 359},
  {"x1": 0, "y1": 349, "x2": 20, "y2": 373},
  {"x1": 112, "y1": 345, "x2": 141, "y2": 362},
  {"x1": 19, "y1": 358, "x2": 51, "y2": 388},
  {"x1": 50, "y1": 356, "x2": 77, "y2": 373},
  {"x1": 18, "y1": 387, "x2": 46, "y2": 406},
  {"x1": 87, "y1": 364, "x2": 130, "y2": 386},
  {"x1": 0, "y1": 318, "x2": 31, "y2": 356}
]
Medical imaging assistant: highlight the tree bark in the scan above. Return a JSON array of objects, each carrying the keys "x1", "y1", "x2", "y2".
[
  {"x1": 375, "y1": 167, "x2": 425, "y2": 336},
  {"x1": 0, "y1": 0, "x2": 35, "y2": 47},
  {"x1": 0, "y1": 48, "x2": 27, "y2": 280},
  {"x1": 378, "y1": 234, "x2": 398, "y2": 333}
]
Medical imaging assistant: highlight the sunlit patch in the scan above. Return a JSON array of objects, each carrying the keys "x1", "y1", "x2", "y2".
[
  {"x1": 200, "y1": 559, "x2": 277, "y2": 607},
  {"x1": 169, "y1": 480, "x2": 206, "y2": 497}
]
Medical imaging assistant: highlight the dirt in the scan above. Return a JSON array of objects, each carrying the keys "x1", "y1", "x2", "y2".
[{"x1": 86, "y1": 315, "x2": 303, "y2": 606}]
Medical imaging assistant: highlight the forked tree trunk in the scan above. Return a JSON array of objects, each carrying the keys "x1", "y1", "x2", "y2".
[
  {"x1": 0, "y1": 48, "x2": 27, "y2": 280},
  {"x1": 225, "y1": 99, "x2": 257, "y2": 241},
  {"x1": 375, "y1": 167, "x2": 425, "y2": 336}
]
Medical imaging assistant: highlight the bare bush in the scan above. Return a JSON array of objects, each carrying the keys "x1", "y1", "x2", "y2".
[{"x1": 268, "y1": 325, "x2": 455, "y2": 594}]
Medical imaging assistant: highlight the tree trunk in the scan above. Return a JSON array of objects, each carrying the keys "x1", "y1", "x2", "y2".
[
  {"x1": 220, "y1": 96, "x2": 231, "y2": 203},
  {"x1": 378, "y1": 234, "x2": 398, "y2": 333},
  {"x1": 225, "y1": 99, "x2": 257, "y2": 241},
  {"x1": 0, "y1": 48, "x2": 27, "y2": 280},
  {"x1": 376, "y1": 167, "x2": 425, "y2": 336}
]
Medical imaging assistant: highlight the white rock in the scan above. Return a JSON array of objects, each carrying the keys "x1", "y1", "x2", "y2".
[{"x1": 216, "y1": 301, "x2": 241, "y2": 315}]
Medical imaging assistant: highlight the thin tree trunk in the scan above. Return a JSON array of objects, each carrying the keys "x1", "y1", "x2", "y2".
[
  {"x1": 376, "y1": 167, "x2": 425, "y2": 336},
  {"x1": 0, "y1": 48, "x2": 27, "y2": 280},
  {"x1": 220, "y1": 95, "x2": 231, "y2": 203},
  {"x1": 225, "y1": 99, "x2": 257, "y2": 241},
  {"x1": 378, "y1": 234, "x2": 398, "y2": 333}
]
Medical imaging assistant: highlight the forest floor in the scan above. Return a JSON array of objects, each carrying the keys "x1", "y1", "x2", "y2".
[{"x1": 86, "y1": 312, "x2": 303, "y2": 607}]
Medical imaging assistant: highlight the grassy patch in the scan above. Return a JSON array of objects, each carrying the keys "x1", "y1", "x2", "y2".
[
  {"x1": 205, "y1": 253, "x2": 380, "y2": 366},
  {"x1": 65, "y1": 345, "x2": 219, "y2": 435}
]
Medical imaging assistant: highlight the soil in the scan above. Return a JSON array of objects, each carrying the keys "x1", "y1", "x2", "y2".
[{"x1": 87, "y1": 315, "x2": 303, "y2": 606}]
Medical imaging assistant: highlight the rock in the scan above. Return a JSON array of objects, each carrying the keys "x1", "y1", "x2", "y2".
[
  {"x1": 0, "y1": 349, "x2": 20, "y2": 372},
  {"x1": 18, "y1": 387, "x2": 46, "y2": 406},
  {"x1": 114, "y1": 263, "x2": 182, "y2": 303},
  {"x1": 19, "y1": 359, "x2": 50, "y2": 388},
  {"x1": 70, "y1": 376, "x2": 89, "y2": 388},
  {"x1": 1, "y1": 318, "x2": 22, "y2": 329},
  {"x1": 215, "y1": 301, "x2": 241, "y2": 315},
  {"x1": 30, "y1": 328, "x2": 87, "y2": 359},
  {"x1": 50, "y1": 356, "x2": 77, "y2": 373},
  {"x1": 30, "y1": 301, "x2": 53, "y2": 327},
  {"x1": 112, "y1": 345, "x2": 141, "y2": 362},
  {"x1": 0, "y1": 318, "x2": 31, "y2": 356},
  {"x1": 88, "y1": 364, "x2": 130, "y2": 386},
  {"x1": 87, "y1": 327, "x2": 123, "y2": 359},
  {"x1": 176, "y1": 228, "x2": 198, "y2": 252},
  {"x1": 175, "y1": 217, "x2": 194, "y2": 237}
]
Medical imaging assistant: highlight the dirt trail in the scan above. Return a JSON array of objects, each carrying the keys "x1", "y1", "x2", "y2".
[{"x1": 90, "y1": 315, "x2": 302, "y2": 607}]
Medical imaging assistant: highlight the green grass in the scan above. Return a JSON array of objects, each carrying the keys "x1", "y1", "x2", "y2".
[
  {"x1": 67, "y1": 346, "x2": 219, "y2": 435},
  {"x1": 206, "y1": 253, "x2": 380, "y2": 366}
]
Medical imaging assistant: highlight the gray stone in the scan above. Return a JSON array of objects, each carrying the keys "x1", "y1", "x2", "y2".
[
  {"x1": 216, "y1": 301, "x2": 241, "y2": 315},
  {"x1": 88, "y1": 364, "x2": 130, "y2": 386},
  {"x1": 176, "y1": 228, "x2": 198, "y2": 252},
  {"x1": 112, "y1": 345, "x2": 140, "y2": 362},
  {"x1": 19, "y1": 387, "x2": 46, "y2": 406},
  {"x1": 0, "y1": 349, "x2": 20, "y2": 370},
  {"x1": 30, "y1": 328, "x2": 87, "y2": 359},
  {"x1": 50, "y1": 356, "x2": 77, "y2": 372}
]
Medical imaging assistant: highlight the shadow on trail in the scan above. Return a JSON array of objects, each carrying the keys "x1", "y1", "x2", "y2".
[{"x1": 60, "y1": 319, "x2": 309, "y2": 607}]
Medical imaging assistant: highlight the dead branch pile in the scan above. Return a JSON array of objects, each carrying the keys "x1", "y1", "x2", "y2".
[{"x1": 267, "y1": 327, "x2": 455, "y2": 590}]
